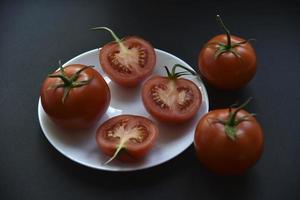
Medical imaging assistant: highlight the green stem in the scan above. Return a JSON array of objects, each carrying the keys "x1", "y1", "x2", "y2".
[
  {"x1": 91, "y1": 27, "x2": 126, "y2": 50},
  {"x1": 104, "y1": 142, "x2": 124, "y2": 165},
  {"x1": 216, "y1": 15, "x2": 231, "y2": 48},
  {"x1": 173, "y1": 64, "x2": 197, "y2": 76},
  {"x1": 223, "y1": 97, "x2": 254, "y2": 141},
  {"x1": 227, "y1": 97, "x2": 253, "y2": 126},
  {"x1": 91, "y1": 27, "x2": 121, "y2": 43},
  {"x1": 165, "y1": 64, "x2": 198, "y2": 80},
  {"x1": 58, "y1": 60, "x2": 65, "y2": 76}
]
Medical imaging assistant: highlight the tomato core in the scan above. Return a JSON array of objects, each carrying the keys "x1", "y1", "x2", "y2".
[{"x1": 108, "y1": 44, "x2": 147, "y2": 74}]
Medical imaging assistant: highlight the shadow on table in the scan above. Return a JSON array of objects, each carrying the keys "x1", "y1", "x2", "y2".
[
  {"x1": 187, "y1": 160, "x2": 262, "y2": 199},
  {"x1": 204, "y1": 82, "x2": 258, "y2": 110}
]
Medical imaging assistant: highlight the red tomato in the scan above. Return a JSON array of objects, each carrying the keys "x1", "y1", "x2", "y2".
[
  {"x1": 142, "y1": 64, "x2": 202, "y2": 123},
  {"x1": 41, "y1": 64, "x2": 110, "y2": 129},
  {"x1": 93, "y1": 27, "x2": 156, "y2": 87},
  {"x1": 198, "y1": 15, "x2": 256, "y2": 90},
  {"x1": 194, "y1": 99, "x2": 264, "y2": 175},
  {"x1": 96, "y1": 115, "x2": 158, "y2": 163}
]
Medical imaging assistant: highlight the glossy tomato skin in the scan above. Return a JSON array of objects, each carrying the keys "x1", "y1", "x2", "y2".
[
  {"x1": 41, "y1": 64, "x2": 110, "y2": 129},
  {"x1": 96, "y1": 115, "x2": 158, "y2": 162},
  {"x1": 100, "y1": 36, "x2": 156, "y2": 87},
  {"x1": 194, "y1": 109, "x2": 263, "y2": 175},
  {"x1": 198, "y1": 34, "x2": 256, "y2": 91},
  {"x1": 142, "y1": 76, "x2": 202, "y2": 123}
]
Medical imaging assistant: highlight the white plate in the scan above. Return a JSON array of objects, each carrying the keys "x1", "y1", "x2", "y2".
[{"x1": 38, "y1": 48, "x2": 209, "y2": 171}]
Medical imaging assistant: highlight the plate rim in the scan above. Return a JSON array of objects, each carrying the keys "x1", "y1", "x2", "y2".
[{"x1": 38, "y1": 48, "x2": 209, "y2": 172}]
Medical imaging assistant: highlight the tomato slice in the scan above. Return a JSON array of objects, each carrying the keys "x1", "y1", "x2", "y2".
[
  {"x1": 100, "y1": 36, "x2": 156, "y2": 87},
  {"x1": 142, "y1": 76, "x2": 202, "y2": 123},
  {"x1": 96, "y1": 115, "x2": 158, "y2": 163}
]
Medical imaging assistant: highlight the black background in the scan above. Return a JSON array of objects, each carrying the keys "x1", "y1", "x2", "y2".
[{"x1": 1, "y1": 0, "x2": 299, "y2": 199}]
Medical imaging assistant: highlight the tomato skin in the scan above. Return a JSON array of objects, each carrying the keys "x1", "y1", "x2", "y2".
[
  {"x1": 40, "y1": 64, "x2": 111, "y2": 129},
  {"x1": 100, "y1": 36, "x2": 156, "y2": 87},
  {"x1": 194, "y1": 109, "x2": 264, "y2": 175},
  {"x1": 96, "y1": 115, "x2": 158, "y2": 162},
  {"x1": 198, "y1": 34, "x2": 256, "y2": 91},
  {"x1": 142, "y1": 76, "x2": 202, "y2": 123}
]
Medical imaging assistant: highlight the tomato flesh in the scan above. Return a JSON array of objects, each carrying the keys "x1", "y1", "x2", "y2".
[
  {"x1": 96, "y1": 115, "x2": 158, "y2": 162},
  {"x1": 142, "y1": 76, "x2": 202, "y2": 123},
  {"x1": 100, "y1": 36, "x2": 156, "y2": 87}
]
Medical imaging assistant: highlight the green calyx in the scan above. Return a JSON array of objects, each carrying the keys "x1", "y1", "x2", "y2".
[
  {"x1": 164, "y1": 64, "x2": 197, "y2": 80},
  {"x1": 47, "y1": 60, "x2": 93, "y2": 104},
  {"x1": 216, "y1": 97, "x2": 255, "y2": 141},
  {"x1": 207, "y1": 15, "x2": 255, "y2": 59}
]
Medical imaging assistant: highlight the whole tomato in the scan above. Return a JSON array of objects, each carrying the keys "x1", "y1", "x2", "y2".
[
  {"x1": 194, "y1": 98, "x2": 264, "y2": 175},
  {"x1": 41, "y1": 62, "x2": 111, "y2": 129},
  {"x1": 92, "y1": 27, "x2": 156, "y2": 87},
  {"x1": 198, "y1": 15, "x2": 256, "y2": 90}
]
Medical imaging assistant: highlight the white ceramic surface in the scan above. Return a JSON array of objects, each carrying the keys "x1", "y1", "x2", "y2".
[{"x1": 38, "y1": 48, "x2": 209, "y2": 171}]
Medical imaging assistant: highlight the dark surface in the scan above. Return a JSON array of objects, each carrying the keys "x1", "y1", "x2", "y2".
[{"x1": 1, "y1": 0, "x2": 299, "y2": 199}]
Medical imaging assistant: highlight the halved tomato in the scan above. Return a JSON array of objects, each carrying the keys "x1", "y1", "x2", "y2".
[
  {"x1": 92, "y1": 27, "x2": 156, "y2": 87},
  {"x1": 142, "y1": 64, "x2": 202, "y2": 123},
  {"x1": 96, "y1": 115, "x2": 158, "y2": 163}
]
